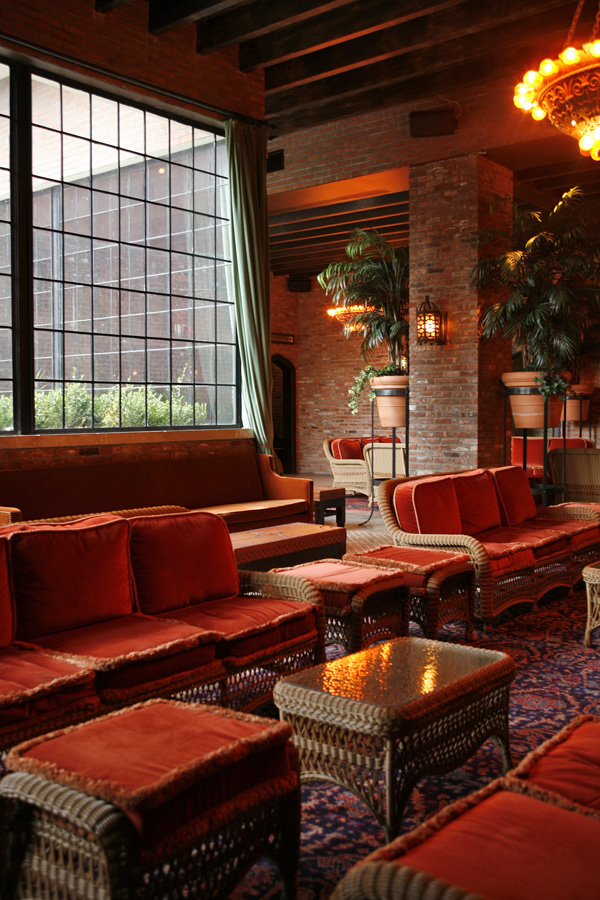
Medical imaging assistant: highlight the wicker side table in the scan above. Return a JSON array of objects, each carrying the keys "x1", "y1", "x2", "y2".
[
  {"x1": 273, "y1": 636, "x2": 515, "y2": 841},
  {"x1": 582, "y1": 562, "x2": 600, "y2": 647},
  {"x1": 0, "y1": 700, "x2": 300, "y2": 900}
]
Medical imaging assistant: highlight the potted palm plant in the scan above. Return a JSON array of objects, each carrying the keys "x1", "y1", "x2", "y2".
[
  {"x1": 473, "y1": 187, "x2": 600, "y2": 429},
  {"x1": 318, "y1": 228, "x2": 409, "y2": 427}
]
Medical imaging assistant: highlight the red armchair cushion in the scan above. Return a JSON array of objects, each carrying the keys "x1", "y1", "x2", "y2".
[
  {"x1": 129, "y1": 511, "x2": 239, "y2": 616},
  {"x1": 331, "y1": 438, "x2": 363, "y2": 460},
  {"x1": 452, "y1": 469, "x2": 501, "y2": 535},
  {"x1": 490, "y1": 466, "x2": 537, "y2": 526},
  {"x1": 159, "y1": 596, "x2": 316, "y2": 663},
  {"x1": 11, "y1": 518, "x2": 135, "y2": 641},
  {"x1": 271, "y1": 559, "x2": 401, "y2": 611},
  {"x1": 392, "y1": 477, "x2": 462, "y2": 534},
  {"x1": 7, "y1": 699, "x2": 296, "y2": 854},
  {"x1": 0, "y1": 538, "x2": 13, "y2": 646},
  {"x1": 0, "y1": 646, "x2": 98, "y2": 729},
  {"x1": 29, "y1": 614, "x2": 220, "y2": 700},
  {"x1": 399, "y1": 790, "x2": 600, "y2": 900},
  {"x1": 344, "y1": 546, "x2": 471, "y2": 593}
]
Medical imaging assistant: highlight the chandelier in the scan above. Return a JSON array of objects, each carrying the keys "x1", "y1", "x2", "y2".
[
  {"x1": 326, "y1": 304, "x2": 371, "y2": 333},
  {"x1": 513, "y1": 0, "x2": 600, "y2": 158}
]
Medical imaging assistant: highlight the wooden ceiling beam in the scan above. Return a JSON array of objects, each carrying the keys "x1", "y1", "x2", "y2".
[
  {"x1": 149, "y1": 0, "x2": 251, "y2": 34},
  {"x1": 196, "y1": 0, "x2": 356, "y2": 54},
  {"x1": 240, "y1": 0, "x2": 467, "y2": 71},
  {"x1": 269, "y1": 191, "x2": 409, "y2": 225},
  {"x1": 95, "y1": 0, "x2": 133, "y2": 11},
  {"x1": 269, "y1": 211, "x2": 409, "y2": 241},
  {"x1": 264, "y1": 0, "x2": 573, "y2": 90}
]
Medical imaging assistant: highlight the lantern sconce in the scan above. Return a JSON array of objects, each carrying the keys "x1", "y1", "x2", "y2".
[{"x1": 416, "y1": 296, "x2": 448, "y2": 345}]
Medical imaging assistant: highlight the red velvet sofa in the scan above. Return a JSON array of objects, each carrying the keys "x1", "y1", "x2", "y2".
[
  {"x1": 377, "y1": 465, "x2": 600, "y2": 630},
  {"x1": 0, "y1": 510, "x2": 325, "y2": 753},
  {"x1": 0, "y1": 450, "x2": 313, "y2": 532}
]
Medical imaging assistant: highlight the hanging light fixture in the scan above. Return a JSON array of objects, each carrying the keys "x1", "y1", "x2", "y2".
[
  {"x1": 416, "y1": 297, "x2": 448, "y2": 345},
  {"x1": 513, "y1": 0, "x2": 600, "y2": 158},
  {"x1": 326, "y1": 303, "x2": 374, "y2": 333}
]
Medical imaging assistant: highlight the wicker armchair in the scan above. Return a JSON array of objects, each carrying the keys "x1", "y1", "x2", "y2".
[
  {"x1": 548, "y1": 447, "x2": 600, "y2": 503},
  {"x1": 323, "y1": 438, "x2": 405, "y2": 505}
]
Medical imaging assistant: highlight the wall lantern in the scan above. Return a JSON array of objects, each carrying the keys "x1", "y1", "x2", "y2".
[{"x1": 416, "y1": 296, "x2": 448, "y2": 345}]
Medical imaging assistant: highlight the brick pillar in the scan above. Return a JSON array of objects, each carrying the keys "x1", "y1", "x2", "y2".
[{"x1": 408, "y1": 154, "x2": 513, "y2": 474}]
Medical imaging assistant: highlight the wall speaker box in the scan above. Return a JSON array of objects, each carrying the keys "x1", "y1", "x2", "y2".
[
  {"x1": 267, "y1": 149, "x2": 285, "y2": 173},
  {"x1": 286, "y1": 276, "x2": 312, "y2": 292},
  {"x1": 409, "y1": 109, "x2": 456, "y2": 137}
]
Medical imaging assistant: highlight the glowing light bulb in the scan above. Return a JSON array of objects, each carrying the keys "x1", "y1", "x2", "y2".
[
  {"x1": 514, "y1": 94, "x2": 527, "y2": 109},
  {"x1": 523, "y1": 69, "x2": 542, "y2": 87},
  {"x1": 559, "y1": 46, "x2": 580, "y2": 64},
  {"x1": 531, "y1": 106, "x2": 546, "y2": 121},
  {"x1": 579, "y1": 133, "x2": 595, "y2": 152},
  {"x1": 591, "y1": 144, "x2": 600, "y2": 162},
  {"x1": 539, "y1": 58, "x2": 559, "y2": 75},
  {"x1": 515, "y1": 82, "x2": 529, "y2": 96},
  {"x1": 591, "y1": 40, "x2": 600, "y2": 57}
]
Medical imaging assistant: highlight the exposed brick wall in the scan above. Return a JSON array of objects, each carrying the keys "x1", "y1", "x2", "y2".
[{"x1": 0, "y1": 0, "x2": 264, "y2": 122}]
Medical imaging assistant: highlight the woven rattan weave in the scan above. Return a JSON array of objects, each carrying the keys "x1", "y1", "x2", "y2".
[
  {"x1": 274, "y1": 636, "x2": 515, "y2": 841},
  {"x1": 582, "y1": 562, "x2": 600, "y2": 647}
]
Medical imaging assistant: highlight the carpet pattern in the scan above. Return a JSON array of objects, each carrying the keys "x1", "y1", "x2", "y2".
[{"x1": 233, "y1": 588, "x2": 600, "y2": 899}]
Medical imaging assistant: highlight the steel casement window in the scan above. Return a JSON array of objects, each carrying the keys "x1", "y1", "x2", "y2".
[{"x1": 2, "y1": 62, "x2": 240, "y2": 433}]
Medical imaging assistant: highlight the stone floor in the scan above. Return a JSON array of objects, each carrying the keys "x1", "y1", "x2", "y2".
[{"x1": 308, "y1": 472, "x2": 391, "y2": 555}]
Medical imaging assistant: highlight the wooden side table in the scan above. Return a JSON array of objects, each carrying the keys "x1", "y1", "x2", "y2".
[
  {"x1": 582, "y1": 562, "x2": 600, "y2": 646},
  {"x1": 313, "y1": 487, "x2": 346, "y2": 526}
]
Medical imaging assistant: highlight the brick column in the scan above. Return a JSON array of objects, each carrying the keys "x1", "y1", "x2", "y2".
[{"x1": 408, "y1": 154, "x2": 513, "y2": 474}]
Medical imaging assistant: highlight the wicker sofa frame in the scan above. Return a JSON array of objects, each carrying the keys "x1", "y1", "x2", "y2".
[{"x1": 377, "y1": 471, "x2": 600, "y2": 630}]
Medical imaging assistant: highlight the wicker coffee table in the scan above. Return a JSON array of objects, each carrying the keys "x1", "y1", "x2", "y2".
[{"x1": 273, "y1": 636, "x2": 515, "y2": 840}]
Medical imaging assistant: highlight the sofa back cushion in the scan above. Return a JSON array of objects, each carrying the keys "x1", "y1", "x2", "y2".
[
  {"x1": 331, "y1": 438, "x2": 363, "y2": 460},
  {"x1": 10, "y1": 518, "x2": 135, "y2": 641},
  {"x1": 392, "y1": 477, "x2": 462, "y2": 534},
  {"x1": 548, "y1": 437, "x2": 593, "y2": 451},
  {"x1": 452, "y1": 469, "x2": 502, "y2": 536},
  {"x1": 0, "y1": 538, "x2": 13, "y2": 646},
  {"x1": 490, "y1": 466, "x2": 537, "y2": 526},
  {"x1": 129, "y1": 511, "x2": 240, "y2": 616}
]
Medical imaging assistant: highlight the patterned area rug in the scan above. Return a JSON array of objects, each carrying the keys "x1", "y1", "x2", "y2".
[{"x1": 233, "y1": 587, "x2": 600, "y2": 899}]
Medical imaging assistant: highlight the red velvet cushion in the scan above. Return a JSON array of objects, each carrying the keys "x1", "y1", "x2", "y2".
[
  {"x1": 511, "y1": 436, "x2": 546, "y2": 468},
  {"x1": 129, "y1": 511, "x2": 239, "y2": 616},
  {"x1": 517, "y1": 719, "x2": 600, "y2": 810},
  {"x1": 7, "y1": 700, "x2": 296, "y2": 854},
  {"x1": 344, "y1": 547, "x2": 471, "y2": 593},
  {"x1": 472, "y1": 534, "x2": 534, "y2": 574},
  {"x1": 548, "y1": 437, "x2": 590, "y2": 450},
  {"x1": 30, "y1": 614, "x2": 220, "y2": 700},
  {"x1": 490, "y1": 466, "x2": 537, "y2": 526},
  {"x1": 0, "y1": 538, "x2": 13, "y2": 647},
  {"x1": 159, "y1": 596, "x2": 316, "y2": 663},
  {"x1": 271, "y1": 560, "x2": 401, "y2": 611},
  {"x1": 0, "y1": 646, "x2": 98, "y2": 729},
  {"x1": 399, "y1": 791, "x2": 600, "y2": 900},
  {"x1": 452, "y1": 469, "x2": 501, "y2": 535},
  {"x1": 392, "y1": 478, "x2": 462, "y2": 535},
  {"x1": 331, "y1": 438, "x2": 363, "y2": 460},
  {"x1": 11, "y1": 518, "x2": 135, "y2": 641}
]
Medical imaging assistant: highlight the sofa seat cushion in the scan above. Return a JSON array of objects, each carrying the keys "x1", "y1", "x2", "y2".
[
  {"x1": 10, "y1": 518, "x2": 135, "y2": 641},
  {"x1": 0, "y1": 646, "x2": 98, "y2": 728},
  {"x1": 396, "y1": 790, "x2": 600, "y2": 900},
  {"x1": 29, "y1": 614, "x2": 221, "y2": 699},
  {"x1": 392, "y1": 477, "x2": 462, "y2": 535},
  {"x1": 469, "y1": 531, "x2": 535, "y2": 574},
  {"x1": 270, "y1": 559, "x2": 402, "y2": 611},
  {"x1": 7, "y1": 699, "x2": 296, "y2": 856},
  {"x1": 533, "y1": 518, "x2": 600, "y2": 551},
  {"x1": 452, "y1": 469, "x2": 502, "y2": 535},
  {"x1": 331, "y1": 438, "x2": 363, "y2": 459},
  {"x1": 199, "y1": 498, "x2": 309, "y2": 526},
  {"x1": 488, "y1": 522, "x2": 569, "y2": 560},
  {"x1": 343, "y1": 546, "x2": 471, "y2": 593},
  {"x1": 129, "y1": 511, "x2": 240, "y2": 616},
  {"x1": 158, "y1": 597, "x2": 317, "y2": 664},
  {"x1": 514, "y1": 716, "x2": 600, "y2": 811},
  {"x1": 490, "y1": 465, "x2": 538, "y2": 526}
]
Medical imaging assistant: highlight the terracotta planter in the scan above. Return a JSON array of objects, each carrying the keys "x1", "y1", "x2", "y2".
[
  {"x1": 371, "y1": 374, "x2": 409, "y2": 428},
  {"x1": 501, "y1": 371, "x2": 563, "y2": 430},
  {"x1": 561, "y1": 382, "x2": 594, "y2": 423}
]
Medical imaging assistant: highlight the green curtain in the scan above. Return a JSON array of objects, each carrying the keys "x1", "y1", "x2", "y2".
[{"x1": 225, "y1": 119, "x2": 275, "y2": 457}]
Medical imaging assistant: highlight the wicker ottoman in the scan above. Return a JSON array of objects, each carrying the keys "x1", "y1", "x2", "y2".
[
  {"x1": 0, "y1": 699, "x2": 300, "y2": 900},
  {"x1": 273, "y1": 636, "x2": 515, "y2": 841},
  {"x1": 270, "y1": 558, "x2": 409, "y2": 653},
  {"x1": 230, "y1": 522, "x2": 346, "y2": 571},
  {"x1": 344, "y1": 545, "x2": 475, "y2": 639}
]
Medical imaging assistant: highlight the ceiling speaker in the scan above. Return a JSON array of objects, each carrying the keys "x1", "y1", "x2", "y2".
[{"x1": 409, "y1": 109, "x2": 457, "y2": 137}]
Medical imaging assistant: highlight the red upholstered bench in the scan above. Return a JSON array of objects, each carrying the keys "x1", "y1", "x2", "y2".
[
  {"x1": 270, "y1": 558, "x2": 408, "y2": 653},
  {"x1": 0, "y1": 699, "x2": 300, "y2": 900},
  {"x1": 331, "y1": 777, "x2": 600, "y2": 900},
  {"x1": 343, "y1": 545, "x2": 475, "y2": 639}
]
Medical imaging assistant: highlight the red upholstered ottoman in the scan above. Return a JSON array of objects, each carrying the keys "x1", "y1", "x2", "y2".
[
  {"x1": 270, "y1": 558, "x2": 408, "y2": 653},
  {"x1": 331, "y1": 778, "x2": 600, "y2": 900},
  {"x1": 0, "y1": 699, "x2": 300, "y2": 900},
  {"x1": 344, "y1": 545, "x2": 475, "y2": 639},
  {"x1": 509, "y1": 714, "x2": 600, "y2": 818}
]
